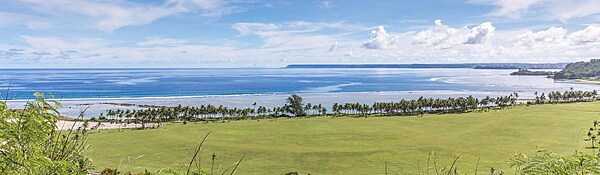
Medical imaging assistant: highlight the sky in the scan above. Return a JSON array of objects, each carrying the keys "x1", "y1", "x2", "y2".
[{"x1": 1, "y1": 0, "x2": 600, "y2": 68}]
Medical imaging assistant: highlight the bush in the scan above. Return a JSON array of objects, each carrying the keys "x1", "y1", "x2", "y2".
[
  {"x1": 511, "y1": 150, "x2": 600, "y2": 175},
  {"x1": 0, "y1": 93, "x2": 92, "y2": 174}
]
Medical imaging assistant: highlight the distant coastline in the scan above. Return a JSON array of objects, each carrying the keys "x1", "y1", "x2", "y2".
[{"x1": 286, "y1": 63, "x2": 568, "y2": 69}]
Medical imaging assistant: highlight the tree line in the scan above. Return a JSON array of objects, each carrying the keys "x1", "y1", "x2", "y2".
[
  {"x1": 531, "y1": 89, "x2": 597, "y2": 104},
  {"x1": 99, "y1": 90, "x2": 598, "y2": 129}
]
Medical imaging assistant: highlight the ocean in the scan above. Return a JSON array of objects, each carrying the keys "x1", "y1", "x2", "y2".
[{"x1": 2, "y1": 68, "x2": 597, "y2": 117}]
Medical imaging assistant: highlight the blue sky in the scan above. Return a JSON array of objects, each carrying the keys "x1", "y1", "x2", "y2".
[{"x1": 1, "y1": 0, "x2": 600, "y2": 68}]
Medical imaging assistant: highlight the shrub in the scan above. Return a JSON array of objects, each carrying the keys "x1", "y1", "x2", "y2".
[
  {"x1": 0, "y1": 93, "x2": 92, "y2": 174},
  {"x1": 510, "y1": 150, "x2": 600, "y2": 175}
]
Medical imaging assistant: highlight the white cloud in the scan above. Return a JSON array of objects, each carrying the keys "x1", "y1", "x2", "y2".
[
  {"x1": 354, "y1": 20, "x2": 600, "y2": 63},
  {"x1": 363, "y1": 26, "x2": 395, "y2": 49},
  {"x1": 465, "y1": 22, "x2": 495, "y2": 44},
  {"x1": 170, "y1": 0, "x2": 249, "y2": 17},
  {"x1": 184, "y1": 0, "x2": 226, "y2": 10},
  {"x1": 2, "y1": 21, "x2": 370, "y2": 67},
  {"x1": 15, "y1": 0, "x2": 182, "y2": 31},
  {"x1": 568, "y1": 25, "x2": 600, "y2": 45},
  {"x1": 6, "y1": 20, "x2": 600, "y2": 67},
  {"x1": 232, "y1": 23, "x2": 280, "y2": 36},
  {"x1": 413, "y1": 20, "x2": 460, "y2": 47},
  {"x1": 413, "y1": 20, "x2": 494, "y2": 49},
  {"x1": 232, "y1": 21, "x2": 365, "y2": 52},
  {"x1": 514, "y1": 27, "x2": 567, "y2": 47},
  {"x1": 319, "y1": 1, "x2": 333, "y2": 8},
  {"x1": 510, "y1": 25, "x2": 600, "y2": 49},
  {"x1": 11, "y1": 35, "x2": 245, "y2": 67},
  {"x1": 12, "y1": 0, "x2": 244, "y2": 32},
  {"x1": 549, "y1": 0, "x2": 600, "y2": 21},
  {"x1": 233, "y1": 21, "x2": 364, "y2": 37}
]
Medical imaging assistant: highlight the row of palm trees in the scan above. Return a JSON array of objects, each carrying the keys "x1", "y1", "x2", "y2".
[
  {"x1": 99, "y1": 90, "x2": 599, "y2": 129},
  {"x1": 101, "y1": 96, "x2": 326, "y2": 128},
  {"x1": 532, "y1": 89, "x2": 597, "y2": 104},
  {"x1": 332, "y1": 94, "x2": 518, "y2": 116}
]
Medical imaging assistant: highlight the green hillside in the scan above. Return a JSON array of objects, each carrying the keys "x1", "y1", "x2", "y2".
[
  {"x1": 86, "y1": 102, "x2": 599, "y2": 174},
  {"x1": 555, "y1": 59, "x2": 600, "y2": 79}
]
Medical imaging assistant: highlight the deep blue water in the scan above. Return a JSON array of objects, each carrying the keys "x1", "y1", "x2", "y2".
[{"x1": 0, "y1": 68, "x2": 595, "y2": 100}]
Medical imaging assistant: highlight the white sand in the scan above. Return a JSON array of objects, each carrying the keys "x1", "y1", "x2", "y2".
[{"x1": 56, "y1": 120, "x2": 158, "y2": 130}]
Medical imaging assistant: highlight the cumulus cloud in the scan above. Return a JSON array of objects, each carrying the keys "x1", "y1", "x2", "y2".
[
  {"x1": 413, "y1": 20, "x2": 494, "y2": 48},
  {"x1": 568, "y1": 25, "x2": 600, "y2": 45},
  {"x1": 514, "y1": 27, "x2": 567, "y2": 47},
  {"x1": 465, "y1": 22, "x2": 495, "y2": 44},
  {"x1": 363, "y1": 26, "x2": 395, "y2": 49},
  {"x1": 413, "y1": 20, "x2": 459, "y2": 47},
  {"x1": 511, "y1": 25, "x2": 600, "y2": 48},
  {"x1": 354, "y1": 20, "x2": 600, "y2": 63}
]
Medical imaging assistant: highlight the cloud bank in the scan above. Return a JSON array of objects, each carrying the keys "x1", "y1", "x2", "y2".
[{"x1": 4, "y1": 19, "x2": 600, "y2": 68}]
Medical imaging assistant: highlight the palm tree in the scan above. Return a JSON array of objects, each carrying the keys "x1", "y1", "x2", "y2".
[{"x1": 286, "y1": 95, "x2": 305, "y2": 117}]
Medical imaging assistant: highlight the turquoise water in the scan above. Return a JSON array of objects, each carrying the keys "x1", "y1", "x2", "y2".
[{"x1": 0, "y1": 68, "x2": 595, "y2": 100}]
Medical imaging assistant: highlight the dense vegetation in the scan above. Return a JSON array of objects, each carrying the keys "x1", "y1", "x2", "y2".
[
  {"x1": 509, "y1": 69, "x2": 556, "y2": 76},
  {"x1": 101, "y1": 94, "x2": 518, "y2": 129},
  {"x1": 554, "y1": 59, "x2": 600, "y2": 79},
  {"x1": 100, "y1": 90, "x2": 598, "y2": 130},
  {"x1": 0, "y1": 93, "x2": 92, "y2": 174}
]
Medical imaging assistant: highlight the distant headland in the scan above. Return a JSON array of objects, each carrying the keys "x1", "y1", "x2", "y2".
[
  {"x1": 286, "y1": 63, "x2": 568, "y2": 69},
  {"x1": 554, "y1": 59, "x2": 600, "y2": 80}
]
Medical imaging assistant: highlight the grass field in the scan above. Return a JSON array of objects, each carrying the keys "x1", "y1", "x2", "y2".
[{"x1": 86, "y1": 102, "x2": 600, "y2": 174}]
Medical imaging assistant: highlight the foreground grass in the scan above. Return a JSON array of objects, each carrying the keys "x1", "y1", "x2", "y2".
[{"x1": 86, "y1": 102, "x2": 600, "y2": 174}]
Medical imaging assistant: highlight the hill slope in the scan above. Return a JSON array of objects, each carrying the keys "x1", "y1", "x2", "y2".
[
  {"x1": 86, "y1": 103, "x2": 598, "y2": 174},
  {"x1": 554, "y1": 59, "x2": 600, "y2": 79}
]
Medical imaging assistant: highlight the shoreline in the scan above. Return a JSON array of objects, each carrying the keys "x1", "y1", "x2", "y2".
[
  {"x1": 56, "y1": 120, "x2": 158, "y2": 130},
  {"x1": 7, "y1": 89, "x2": 588, "y2": 119},
  {"x1": 573, "y1": 79, "x2": 600, "y2": 85}
]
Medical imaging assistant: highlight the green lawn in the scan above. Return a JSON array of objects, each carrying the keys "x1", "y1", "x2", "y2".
[{"x1": 86, "y1": 102, "x2": 600, "y2": 174}]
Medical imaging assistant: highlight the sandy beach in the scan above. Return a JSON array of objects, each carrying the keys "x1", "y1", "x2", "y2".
[{"x1": 56, "y1": 120, "x2": 158, "y2": 130}]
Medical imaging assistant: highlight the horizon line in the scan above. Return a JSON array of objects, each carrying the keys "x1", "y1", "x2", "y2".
[{"x1": 0, "y1": 62, "x2": 573, "y2": 69}]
